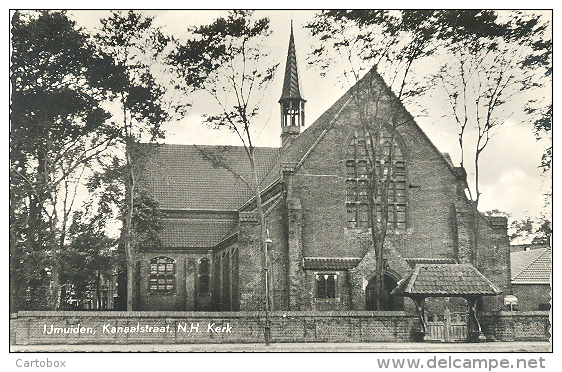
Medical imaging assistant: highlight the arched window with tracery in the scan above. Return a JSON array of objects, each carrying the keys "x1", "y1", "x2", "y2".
[
  {"x1": 346, "y1": 129, "x2": 407, "y2": 230},
  {"x1": 149, "y1": 257, "x2": 175, "y2": 293}
]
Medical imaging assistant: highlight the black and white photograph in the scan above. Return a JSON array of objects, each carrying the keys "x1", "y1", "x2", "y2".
[{"x1": 9, "y1": 8, "x2": 552, "y2": 365}]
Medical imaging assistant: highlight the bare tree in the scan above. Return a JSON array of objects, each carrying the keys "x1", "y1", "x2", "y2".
[
  {"x1": 167, "y1": 11, "x2": 278, "y2": 316},
  {"x1": 432, "y1": 11, "x2": 551, "y2": 265},
  {"x1": 307, "y1": 10, "x2": 440, "y2": 310},
  {"x1": 434, "y1": 11, "x2": 551, "y2": 207}
]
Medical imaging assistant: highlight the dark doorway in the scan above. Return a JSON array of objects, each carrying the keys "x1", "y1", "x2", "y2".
[{"x1": 366, "y1": 274, "x2": 404, "y2": 311}]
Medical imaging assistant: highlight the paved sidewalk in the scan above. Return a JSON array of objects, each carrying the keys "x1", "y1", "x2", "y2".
[{"x1": 11, "y1": 341, "x2": 551, "y2": 353}]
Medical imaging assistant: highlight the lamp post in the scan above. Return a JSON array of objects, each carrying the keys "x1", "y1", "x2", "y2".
[{"x1": 264, "y1": 230, "x2": 273, "y2": 346}]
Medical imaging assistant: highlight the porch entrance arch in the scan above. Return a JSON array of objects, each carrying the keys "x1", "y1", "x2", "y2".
[{"x1": 366, "y1": 273, "x2": 404, "y2": 311}]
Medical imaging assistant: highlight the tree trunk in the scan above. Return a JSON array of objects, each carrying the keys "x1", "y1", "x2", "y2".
[
  {"x1": 50, "y1": 230, "x2": 61, "y2": 310},
  {"x1": 96, "y1": 271, "x2": 102, "y2": 309},
  {"x1": 125, "y1": 146, "x2": 135, "y2": 312},
  {"x1": 472, "y1": 152, "x2": 481, "y2": 267}
]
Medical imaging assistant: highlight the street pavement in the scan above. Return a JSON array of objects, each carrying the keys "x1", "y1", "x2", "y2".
[{"x1": 11, "y1": 341, "x2": 551, "y2": 353}]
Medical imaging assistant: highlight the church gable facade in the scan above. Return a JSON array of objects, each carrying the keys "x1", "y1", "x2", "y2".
[{"x1": 133, "y1": 29, "x2": 510, "y2": 314}]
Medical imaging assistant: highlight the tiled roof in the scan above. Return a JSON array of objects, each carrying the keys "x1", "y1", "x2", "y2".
[
  {"x1": 303, "y1": 257, "x2": 362, "y2": 270},
  {"x1": 279, "y1": 24, "x2": 304, "y2": 102},
  {"x1": 139, "y1": 144, "x2": 280, "y2": 211},
  {"x1": 392, "y1": 264, "x2": 502, "y2": 297},
  {"x1": 159, "y1": 217, "x2": 237, "y2": 248},
  {"x1": 511, "y1": 248, "x2": 551, "y2": 283}
]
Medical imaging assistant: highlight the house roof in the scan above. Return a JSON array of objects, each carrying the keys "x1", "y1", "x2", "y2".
[
  {"x1": 139, "y1": 144, "x2": 280, "y2": 211},
  {"x1": 303, "y1": 257, "x2": 362, "y2": 270},
  {"x1": 392, "y1": 264, "x2": 502, "y2": 297},
  {"x1": 511, "y1": 242, "x2": 550, "y2": 253},
  {"x1": 511, "y1": 247, "x2": 551, "y2": 283}
]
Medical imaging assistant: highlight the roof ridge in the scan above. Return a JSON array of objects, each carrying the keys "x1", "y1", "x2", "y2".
[
  {"x1": 406, "y1": 265, "x2": 421, "y2": 293},
  {"x1": 293, "y1": 97, "x2": 352, "y2": 171},
  {"x1": 282, "y1": 66, "x2": 465, "y2": 181}
]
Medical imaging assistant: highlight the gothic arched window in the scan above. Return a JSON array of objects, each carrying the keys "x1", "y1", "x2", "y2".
[
  {"x1": 346, "y1": 129, "x2": 407, "y2": 230},
  {"x1": 149, "y1": 257, "x2": 175, "y2": 293},
  {"x1": 198, "y1": 258, "x2": 210, "y2": 294}
]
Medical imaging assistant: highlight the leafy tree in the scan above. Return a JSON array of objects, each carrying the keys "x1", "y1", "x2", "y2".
[
  {"x1": 10, "y1": 10, "x2": 116, "y2": 310},
  {"x1": 94, "y1": 11, "x2": 172, "y2": 310},
  {"x1": 527, "y1": 103, "x2": 552, "y2": 172},
  {"x1": 87, "y1": 154, "x2": 165, "y2": 310},
  {"x1": 509, "y1": 216, "x2": 551, "y2": 245},
  {"x1": 168, "y1": 11, "x2": 278, "y2": 314},
  {"x1": 484, "y1": 210, "x2": 551, "y2": 246},
  {"x1": 61, "y1": 203, "x2": 116, "y2": 309},
  {"x1": 522, "y1": 12, "x2": 552, "y2": 173}
]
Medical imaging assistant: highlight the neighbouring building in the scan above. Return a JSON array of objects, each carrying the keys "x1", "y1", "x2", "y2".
[
  {"x1": 510, "y1": 246, "x2": 551, "y2": 311},
  {"x1": 131, "y1": 26, "x2": 511, "y2": 319}
]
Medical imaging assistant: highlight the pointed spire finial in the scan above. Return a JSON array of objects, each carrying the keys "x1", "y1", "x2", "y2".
[
  {"x1": 279, "y1": 21, "x2": 304, "y2": 102},
  {"x1": 280, "y1": 21, "x2": 306, "y2": 147}
]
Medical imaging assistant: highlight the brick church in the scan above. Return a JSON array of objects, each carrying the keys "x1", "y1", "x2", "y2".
[{"x1": 133, "y1": 27, "x2": 510, "y2": 315}]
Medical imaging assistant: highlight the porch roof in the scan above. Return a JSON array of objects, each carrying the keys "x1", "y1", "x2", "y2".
[{"x1": 392, "y1": 263, "x2": 502, "y2": 297}]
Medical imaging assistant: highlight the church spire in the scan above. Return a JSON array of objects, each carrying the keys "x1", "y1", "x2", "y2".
[{"x1": 279, "y1": 21, "x2": 306, "y2": 147}]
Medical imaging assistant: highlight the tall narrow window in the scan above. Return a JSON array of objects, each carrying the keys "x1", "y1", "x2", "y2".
[
  {"x1": 345, "y1": 129, "x2": 407, "y2": 229},
  {"x1": 316, "y1": 274, "x2": 337, "y2": 299},
  {"x1": 198, "y1": 258, "x2": 210, "y2": 294},
  {"x1": 149, "y1": 257, "x2": 175, "y2": 293}
]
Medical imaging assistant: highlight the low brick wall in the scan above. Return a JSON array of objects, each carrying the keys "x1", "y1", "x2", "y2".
[
  {"x1": 480, "y1": 311, "x2": 551, "y2": 342},
  {"x1": 10, "y1": 311, "x2": 419, "y2": 345},
  {"x1": 10, "y1": 310, "x2": 550, "y2": 345}
]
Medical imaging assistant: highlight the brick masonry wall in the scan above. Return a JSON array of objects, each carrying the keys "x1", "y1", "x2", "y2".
[
  {"x1": 137, "y1": 250, "x2": 215, "y2": 311},
  {"x1": 265, "y1": 196, "x2": 290, "y2": 311},
  {"x1": 237, "y1": 212, "x2": 265, "y2": 311},
  {"x1": 480, "y1": 311, "x2": 550, "y2": 342},
  {"x1": 10, "y1": 311, "x2": 419, "y2": 345},
  {"x1": 283, "y1": 72, "x2": 507, "y2": 311},
  {"x1": 512, "y1": 284, "x2": 551, "y2": 311},
  {"x1": 476, "y1": 216, "x2": 511, "y2": 311},
  {"x1": 288, "y1": 83, "x2": 463, "y2": 263}
]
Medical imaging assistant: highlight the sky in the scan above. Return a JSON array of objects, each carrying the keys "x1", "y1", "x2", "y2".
[{"x1": 66, "y1": 9, "x2": 552, "y2": 223}]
